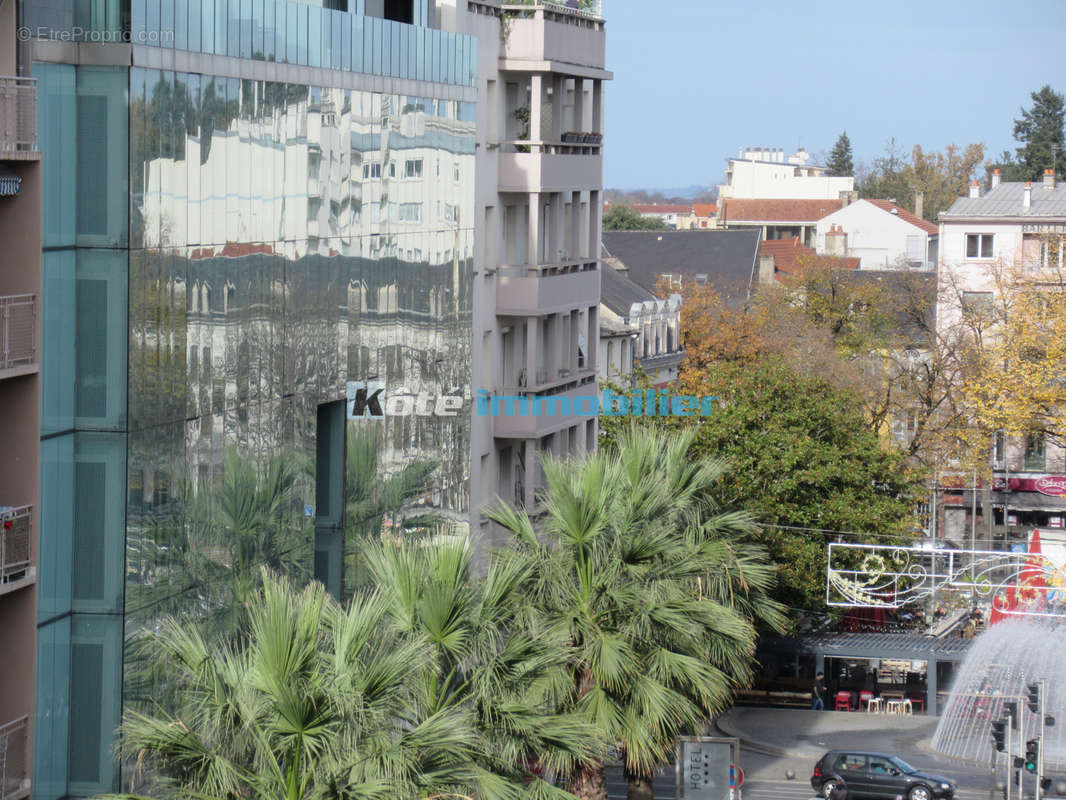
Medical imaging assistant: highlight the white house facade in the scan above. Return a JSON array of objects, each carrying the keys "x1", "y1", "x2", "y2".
[
  {"x1": 815, "y1": 199, "x2": 938, "y2": 270},
  {"x1": 718, "y1": 146, "x2": 854, "y2": 201}
]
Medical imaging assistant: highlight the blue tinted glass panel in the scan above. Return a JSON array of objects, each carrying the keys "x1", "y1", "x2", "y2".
[
  {"x1": 188, "y1": 0, "x2": 201, "y2": 50},
  {"x1": 227, "y1": 0, "x2": 240, "y2": 57},
  {"x1": 341, "y1": 10, "x2": 351, "y2": 70},
  {"x1": 252, "y1": 0, "x2": 263, "y2": 58},
  {"x1": 160, "y1": 0, "x2": 175, "y2": 47},
  {"x1": 214, "y1": 0, "x2": 226, "y2": 55},
  {"x1": 240, "y1": 0, "x2": 252, "y2": 58},
  {"x1": 34, "y1": 616, "x2": 71, "y2": 800},
  {"x1": 146, "y1": 0, "x2": 160, "y2": 44},
  {"x1": 174, "y1": 0, "x2": 188, "y2": 49},
  {"x1": 40, "y1": 251, "x2": 76, "y2": 435},
  {"x1": 297, "y1": 3, "x2": 308, "y2": 65},
  {"x1": 36, "y1": 63, "x2": 76, "y2": 248},
  {"x1": 202, "y1": 0, "x2": 215, "y2": 53},
  {"x1": 71, "y1": 433, "x2": 127, "y2": 614},
  {"x1": 131, "y1": 0, "x2": 147, "y2": 45},
  {"x1": 68, "y1": 615, "x2": 122, "y2": 795},
  {"x1": 76, "y1": 67, "x2": 128, "y2": 248},
  {"x1": 308, "y1": 5, "x2": 320, "y2": 67},
  {"x1": 38, "y1": 435, "x2": 74, "y2": 621},
  {"x1": 330, "y1": 9, "x2": 341, "y2": 69},
  {"x1": 75, "y1": 250, "x2": 128, "y2": 430}
]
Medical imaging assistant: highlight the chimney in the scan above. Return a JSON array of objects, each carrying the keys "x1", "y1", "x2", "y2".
[
  {"x1": 1023, "y1": 182, "x2": 1032, "y2": 210},
  {"x1": 758, "y1": 254, "x2": 775, "y2": 284},
  {"x1": 825, "y1": 224, "x2": 847, "y2": 256},
  {"x1": 969, "y1": 179, "x2": 980, "y2": 199},
  {"x1": 914, "y1": 191, "x2": 924, "y2": 220},
  {"x1": 1044, "y1": 168, "x2": 1056, "y2": 191},
  {"x1": 991, "y1": 168, "x2": 1001, "y2": 189}
]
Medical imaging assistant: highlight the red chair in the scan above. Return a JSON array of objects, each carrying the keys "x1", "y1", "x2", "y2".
[
  {"x1": 835, "y1": 691, "x2": 852, "y2": 711},
  {"x1": 907, "y1": 694, "x2": 925, "y2": 713},
  {"x1": 859, "y1": 690, "x2": 874, "y2": 710}
]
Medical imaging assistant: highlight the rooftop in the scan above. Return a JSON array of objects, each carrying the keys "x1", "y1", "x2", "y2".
[
  {"x1": 864, "y1": 199, "x2": 939, "y2": 236},
  {"x1": 942, "y1": 179, "x2": 1066, "y2": 219},
  {"x1": 759, "y1": 238, "x2": 859, "y2": 276},
  {"x1": 722, "y1": 197, "x2": 843, "y2": 224},
  {"x1": 603, "y1": 229, "x2": 761, "y2": 305},
  {"x1": 600, "y1": 261, "x2": 656, "y2": 316}
]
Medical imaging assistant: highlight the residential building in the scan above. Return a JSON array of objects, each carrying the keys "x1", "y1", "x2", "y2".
[
  {"x1": 624, "y1": 203, "x2": 694, "y2": 230},
  {"x1": 937, "y1": 172, "x2": 1066, "y2": 553},
  {"x1": 25, "y1": 2, "x2": 479, "y2": 796},
  {"x1": 719, "y1": 197, "x2": 844, "y2": 247},
  {"x1": 598, "y1": 264, "x2": 683, "y2": 387},
  {"x1": 0, "y1": 0, "x2": 42, "y2": 793},
  {"x1": 815, "y1": 198, "x2": 939, "y2": 270},
  {"x1": 718, "y1": 146, "x2": 854, "y2": 201},
  {"x1": 692, "y1": 202, "x2": 718, "y2": 229},
  {"x1": 440, "y1": 0, "x2": 608, "y2": 531},
  {"x1": 603, "y1": 229, "x2": 761, "y2": 306},
  {"x1": 756, "y1": 236, "x2": 858, "y2": 282}
]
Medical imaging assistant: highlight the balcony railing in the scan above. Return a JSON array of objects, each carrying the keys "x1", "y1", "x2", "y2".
[
  {"x1": 0, "y1": 506, "x2": 32, "y2": 586},
  {"x1": 0, "y1": 78, "x2": 38, "y2": 157},
  {"x1": 0, "y1": 715, "x2": 30, "y2": 800},
  {"x1": 500, "y1": 138, "x2": 601, "y2": 155},
  {"x1": 0, "y1": 295, "x2": 37, "y2": 372},
  {"x1": 502, "y1": 1, "x2": 605, "y2": 24}
]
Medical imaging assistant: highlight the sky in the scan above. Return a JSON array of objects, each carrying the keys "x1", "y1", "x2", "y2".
[{"x1": 602, "y1": 0, "x2": 1066, "y2": 191}]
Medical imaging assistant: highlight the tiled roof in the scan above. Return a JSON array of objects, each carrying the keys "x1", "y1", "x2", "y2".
[
  {"x1": 865, "y1": 199, "x2": 939, "y2": 235},
  {"x1": 603, "y1": 230, "x2": 761, "y2": 306},
  {"x1": 941, "y1": 180, "x2": 1066, "y2": 218},
  {"x1": 693, "y1": 203, "x2": 717, "y2": 217},
  {"x1": 723, "y1": 198, "x2": 842, "y2": 223},
  {"x1": 759, "y1": 238, "x2": 859, "y2": 276},
  {"x1": 628, "y1": 204, "x2": 692, "y2": 215}
]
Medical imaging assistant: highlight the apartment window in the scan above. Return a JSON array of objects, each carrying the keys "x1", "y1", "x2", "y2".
[
  {"x1": 695, "y1": 273, "x2": 708, "y2": 285},
  {"x1": 961, "y1": 291, "x2": 993, "y2": 319},
  {"x1": 404, "y1": 159, "x2": 423, "y2": 179},
  {"x1": 363, "y1": 163, "x2": 382, "y2": 179},
  {"x1": 965, "y1": 233, "x2": 994, "y2": 259},
  {"x1": 454, "y1": 164, "x2": 461, "y2": 183},
  {"x1": 994, "y1": 431, "x2": 1006, "y2": 469},
  {"x1": 442, "y1": 203, "x2": 458, "y2": 223},
  {"x1": 398, "y1": 203, "x2": 422, "y2": 222},
  {"x1": 1025, "y1": 432, "x2": 1046, "y2": 472},
  {"x1": 389, "y1": 162, "x2": 397, "y2": 178}
]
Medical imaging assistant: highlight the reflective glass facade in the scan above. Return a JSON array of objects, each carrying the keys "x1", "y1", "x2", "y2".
[{"x1": 34, "y1": 37, "x2": 475, "y2": 799}]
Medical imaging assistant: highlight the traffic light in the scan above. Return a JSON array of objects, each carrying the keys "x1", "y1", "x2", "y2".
[
  {"x1": 1040, "y1": 778, "x2": 1052, "y2": 792},
  {"x1": 1004, "y1": 700, "x2": 1018, "y2": 724},
  {"x1": 1027, "y1": 683, "x2": 1040, "y2": 713},
  {"x1": 992, "y1": 720, "x2": 1007, "y2": 752},
  {"x1": 1024, "y1": 738, "x2": 1039, "y2": 772}
]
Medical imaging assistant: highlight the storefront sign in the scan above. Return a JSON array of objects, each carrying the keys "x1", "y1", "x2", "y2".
[
  {"x1": 1022, "y1": 224, "x2": 1066, "y2": 233},
  {"x1": 1050, "y1": 517, "x2": 1064, "y2": 529},
  {"x1": 996, "y1": 476, "x2": 1066, "y2": 496}
]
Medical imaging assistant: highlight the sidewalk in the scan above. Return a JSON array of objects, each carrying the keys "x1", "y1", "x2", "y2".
[{"x1": 715, "y1": 707, "x2": 937, "y2": 760}]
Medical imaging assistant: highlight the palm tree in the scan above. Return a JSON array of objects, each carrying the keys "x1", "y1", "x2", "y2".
[
  {"x1": 344, "y1": 425, "x2": 439, "y2": 597},
  {"x1": 487, "y1": 424, "x2": 785, "y2": 800},
  {"x1": 108, "y1": 569, "x2": 496, "y2": 800},
  {"x1": 365, "y1": 536, "x2": 605, "y2": 800}
]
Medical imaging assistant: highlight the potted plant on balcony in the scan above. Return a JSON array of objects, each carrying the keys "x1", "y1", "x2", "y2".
[{"x1": 513, "y1": 106, "x2": 531, "y2": 153}]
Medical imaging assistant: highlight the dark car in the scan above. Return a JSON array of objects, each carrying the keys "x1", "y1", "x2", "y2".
[{"x1": 811, "y1": 751, "x2": 956, "y2": 800}]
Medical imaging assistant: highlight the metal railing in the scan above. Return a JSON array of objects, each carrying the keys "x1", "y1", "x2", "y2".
[
  {"x1": 0, "y1": 78, "x2": 38, "y2": 154},
  {"x1": 0, "y1": 295, "x2": 37, "y2": 371},
  {"x1": 0, "y1": 715, "x2": 29, "y2": 800},
  {"x1": 0, "y1": 507, "x2": 32, "y2": 585}
]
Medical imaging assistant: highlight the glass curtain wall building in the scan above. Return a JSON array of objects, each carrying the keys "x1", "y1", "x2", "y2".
[{"x1": 28, "y1": 1, "x2": 476, "y2": 796}]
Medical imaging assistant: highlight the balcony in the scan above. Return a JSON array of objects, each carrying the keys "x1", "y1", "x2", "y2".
[
  {"x1": 0, "y1": 716, "x2": 29, "y2": 800},
  {"x1": 0, "y1": 295, "x2": 37, "y2": 380},
  {"x1": 496, "y1": 260, "x2": 599, "y2": 315},
  {"x1": 498, "y1": 146, "x2": 602, "y2": 192},
  {"x1": 491, "y1": 376, "x2": 597, "y2": 439},
  {"x1": 0, "y1": 506, "x2": 33, "y2": 595},
  {"x1": 498, "y1": 2, "x2": 606, "y2": 72},
  {"x1": 0, "y1": 78, "x2": 39, "y2": 161}
]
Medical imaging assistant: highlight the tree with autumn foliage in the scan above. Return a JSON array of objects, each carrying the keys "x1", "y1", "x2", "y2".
[
  {"x1": 940, "y1": 255, "x2": 1066, "y2": 463},
  {"x1": 860, "y1": 140, "x2": 985, "y2": 222}
]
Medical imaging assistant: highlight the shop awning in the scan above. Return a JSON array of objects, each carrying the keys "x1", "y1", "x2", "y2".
[{"x1": 0, "y1": 166, "x2": 21, "y2": 197}]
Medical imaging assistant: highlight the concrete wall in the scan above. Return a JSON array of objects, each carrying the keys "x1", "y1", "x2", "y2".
[{"x1": 720, "y1": 158, "x2": 853, "y2": 200}]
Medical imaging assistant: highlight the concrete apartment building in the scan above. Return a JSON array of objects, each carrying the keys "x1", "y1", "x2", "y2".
[
  {"x1": 718, "y1": 145, "x2": 854, "y2": 201},
  {"x1": 443, "y1": 0, "x2": 608, "y2": 530},
  {"x1": 0, "y1": 0, "x2": 41, "y2": 794},
  {"x1": 936, "y1": 171, "x2": 1066, "y2": 553}
]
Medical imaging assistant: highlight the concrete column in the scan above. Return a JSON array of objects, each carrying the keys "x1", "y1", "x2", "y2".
[
  {"x1": 552, "y1": 192, "x2": 566, "y2": 264},
  {"x1": 588, "y1": 305, "x2": 598, "y2": 372},
  {"x1": 592, "y1": 79, "x2": 603, "y2": 134},
  {"x1": 528, "y1": 193, "x2": 540, "y2": 266},
  {"x1": 551, "y1": 73, "x2": 564, "y2": 140},
  {"x1": 588, "y1": 189, "x2": 600, "y2": 262},
  {"x1": 928, "y1": 659, "x2": 939, "y2": 716},
  {"x1": 570, "y1": 310, "x2": 579, "y2": 372},
  {"x1": 550, "y1": 313, "x2": 562, "y2": 379},
  {"x1": 573, "y1": 78, "x2": 585, "y2": 132},
  {"x1": 526, "y1": 316, "x2": 538, "y2": 386},
  {"x1": 530, "y1": 74, "x2": 543, "y2": 144},
  {"x1": 524, "y1": 438, "x2": 536, "y2": 509},
  {"x1": 571, "y1": 191, "x2": 581, "y2": 261}
]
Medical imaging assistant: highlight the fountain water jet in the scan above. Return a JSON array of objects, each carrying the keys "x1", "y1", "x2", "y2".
[{"x1": 932, "y1": 619, "x2": 1066, "y2": 769}]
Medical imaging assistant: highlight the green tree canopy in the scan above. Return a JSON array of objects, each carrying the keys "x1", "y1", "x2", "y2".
[
  {"x1": 602, "y1": 205, "x2": 666, "y2": 231},
  {"x1": 827, "y1": 131, "x2": 854, "y2": 177},
  {"x1": 660, "y1": 358, "x2": 922, "y2": 615},
  {"x1": 1013, "y1": 84, "x2": 1066, "y2": 181}
]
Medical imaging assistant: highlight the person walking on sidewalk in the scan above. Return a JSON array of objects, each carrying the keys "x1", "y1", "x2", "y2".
[{"x1": 812, "y1": 671, "x2": 826, "y2": 710}]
